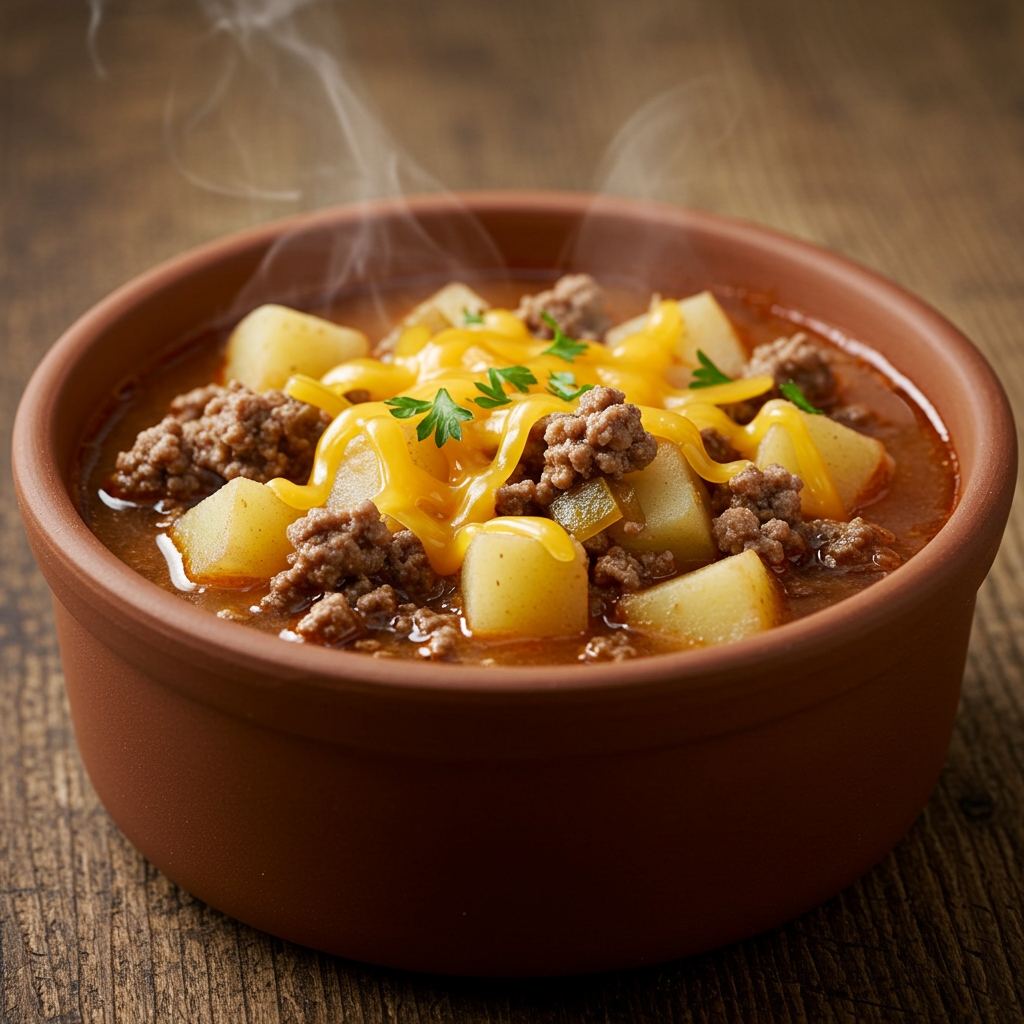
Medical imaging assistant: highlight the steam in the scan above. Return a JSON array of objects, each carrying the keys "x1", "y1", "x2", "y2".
[
  {"x1": 566, "y1": 79, "x2": 741, "y2": 287},
  {"x1": 84, "y1": 0, "x2": 505, "y2": 325}
]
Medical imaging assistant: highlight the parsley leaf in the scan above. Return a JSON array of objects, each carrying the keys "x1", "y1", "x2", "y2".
[
  {"x1": 463, "y1": 306, "x2": 485, "y2": 325},
  {"x1": 780, "y1": 381, "x2": 824, "y2": 415},
  {"x1": 540, "y1": 312, "x2": 588, "y2": 362},
  {"x1": 473, "y1": 365, "x2": 538, "y2": 409},
  {"x1": 385, "y1": 389, "x2": 474, "y2": 446},
  {"x1": 688, "y1": 349, "x2": 734, "y2": 389},
  {"x1": 383, "y1": 396, "x2": 433, "y2": 418},
  {"x1": 547, "y1": 371, "x2": 595, "y2": 402}
]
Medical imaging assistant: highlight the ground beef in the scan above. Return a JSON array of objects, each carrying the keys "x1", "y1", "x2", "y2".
[
  {"x1": 354, "y1": 584, "x2": 399, "y2": 623},
  {"x1": 711, "y1": 507, "x2": 807, "y2": 566},
  {"x1": 514, "y1": 273, "x2": 612, "y2": 341},
  {"x1": 110, "y1": 381, "x2": 331, "y2": 501},
  {"x1": 294, "y1": 593, "x2": 363, "y2": 645},
  {"x1": 411, "y1": 608, "x2": 462, "y2": 660},
  {"x1": 263, "y1": 501, "x2": 393, "y2": 610},
  {"x1": 803, "y1": 518, "x2": 902, "y2": 570},
  {"x1": 592, "y1": 546, "x2": 676, "y2": 591},
  {"x1": 743, "y1": 333, "x2": 837, "y2": 405},
  {"x1": 701, "y1": 428, "x2": 741, "y2": 463},
  {"x1": 580, "y1": 632, "x2": 638, "y2": 662},
  {"x1": 493, "y1": 479, "x2": 551, "y2": 517},
  {"x1": 387, "y1": 530, "x2": 439, "y2": 598},
  {"x1": 713, "y1": 464, "x2": 804, "y2": 525},
  {"x1": 343, "y1": 389, "x2": 371, "y2": 405},
  {"x1": 541, "y1": 387, "x2": 657, "y2": 492}
]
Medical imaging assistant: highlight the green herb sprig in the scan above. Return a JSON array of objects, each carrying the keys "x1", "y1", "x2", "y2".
[
  {"x1": 540, "y1": 312, "x2": 588, "y2": 362},
  {"x1": 473, "y1": 366, "x2": 538, "y2": 409},
  {"x1": 462, "y1": 307, "x2": 485, "y2": 325},
  {"x1": 547, "y1": 371, "x2": 595, "y2": 402},
  {"x1": 780, "y1": 381, "x2": 824, "y2": 415},
  {"x1": 385, "y1": 389, "x2": 474, "y2": 447},
  {"x1": 688, "y1": 349, "x2": 734, "y2": 389}
]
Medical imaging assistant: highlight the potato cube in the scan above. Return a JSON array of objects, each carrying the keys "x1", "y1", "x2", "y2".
[
  {"x1": 225, "y1": 304, "x2": 369, "y2": 392},
  {"x1": 383, "y1": 282, "x2": 491, "y2": 348},
  {"x1": 619, "y1": 549, "x2": 783, "y2": 646},
  {"x1": 171, "y1": 478, "x2": 304, "y2": 585},
  {"x1": 676, "y1": 291, "x2": 748, "y2": 378},
  {"x1": 462, "y1": 532, "x2": 588, "y2": 638},
  {"x1": 608, "y1": 440, "x2": 716, "y2": 565},
  {"x1": 801, "y1": 411, "x2": 893, "y2": 512},
  {"x1": 755, "y1": 408, "x2": 892, "y2": 516},
  {"x1": 755, "y1": 423, "x2": 801, "y2": 476},
  {"x1": 327, "y1": 434, "x2": 383, "y2": 510}
]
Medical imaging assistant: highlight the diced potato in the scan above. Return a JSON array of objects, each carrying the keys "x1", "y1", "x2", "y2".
[
  {"x1": 801, "y1": 411, "x2": 893, "y2": 512},
  {"x1": 225, "y1": 305, "x2": 369, "y2": 392},
  {"x1": 619, "y1": 549, "x2": 783, "y2": 646},
  {"x1": 387, "y1": 282, "x2": 490, "y2": 342},
  {"x1": 327, "y1": 434, "x2": 383, "y2": 510},
  {"x1": 170, "y1": 478, "x2": 303, "y2": 585},
  {"x1": 548, "y1": 478, "x2": 644, "y2": 542},
  {"x1": 755, "y1": 408, "x2": 893, "y2": 516},
  {"x1": 755, "y1": 423, "x2": 801, "y2": 477},
  {"x1": 676, "y1": 291, "x2": 748, "y2": 378},
  {"x1": 462, "y1": 532, "x2": 588, "y2": 638},
  {"x1": 608, "y1": 440, "x2": 716, "y2": 565}
]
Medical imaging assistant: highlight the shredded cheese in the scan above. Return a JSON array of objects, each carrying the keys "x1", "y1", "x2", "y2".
[{"x1": 268, "y1": 298, "x2": 846, "y2": 573}]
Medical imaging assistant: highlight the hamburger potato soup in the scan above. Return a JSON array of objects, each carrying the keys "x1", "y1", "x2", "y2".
[{"x1": 75, "y1": 275, "x2": 958, "y2": 665}]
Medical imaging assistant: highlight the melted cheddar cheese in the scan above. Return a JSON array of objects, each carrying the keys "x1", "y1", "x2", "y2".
[{"x1": 267, "y1": 299, "x2": 846, "y2": 575}]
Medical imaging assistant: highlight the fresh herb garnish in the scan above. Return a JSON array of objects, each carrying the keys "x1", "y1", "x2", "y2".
[
  {"x1": 688, "y1": 349, "x2": 734, "y2": 389},
  {"x1": 780, "y1": 381, "x2": 824, "y2": 415},
  {"x1": 540, "y1": 312, "x2": 588, "y2": 362},
  {"x1": 547, "y1": 371, "x2": 596, "y2": 402},
  {"x1": 473, "y1": 365, "x2": 538, "y2": 409},
  {"x1": 385, "y1": 388, "x2": 474, "y2": 446},
  {"x1": 463, "y1": 307, "x2": 485, "y2": 325}
]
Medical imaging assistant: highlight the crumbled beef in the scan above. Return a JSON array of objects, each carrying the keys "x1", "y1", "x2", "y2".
[
  {"x1": 294, "y1": 593, "x2": 363, "y2": 646},
  {"x1": 515, "y1": 273, "x2": 612, "y2": 341},
  {"x1": 391, "y1": 602, "x2": 421, "y2": 636},
  {"x1": 713, "y1": 464, "x2": 804, "y2": 525},
  {"x1": 343, "y1": 389, "x2": 371, "y2": 405},
  {"x1": 110, "y1": 381, "x2": 331, "y2": 501},
  {"x1": 355, "y1": 584, "x2": 399, "y2": 624},
  {"x1": 541, "y1": 387, "x2": 657, "y2": 491},
  {"x1": 341, "y1": 575, "x2": 376, "y2": 604},
  {"x1": 701, "y1": 428, "x2": 741, "y2": 464},
  {"x1": 582, "y1": 531, "x2": 614, "y2": 557},
  {"x1": 711, "y1": 508, "x2": 807, "y2": 566},
  {"x1": 494, "y1": 479, "x2": 550, "y2": 517},
  {"x1": 387, "y1": 530, "x2": 439, "y2": 598},
  {"x1": 263, "y1": 501, "x2": 393, "y2": 610},
  {"x1": 803, "y1": 518, "x2": 902, "y2": 570},
  {"x1": 592, "y1": 546, "x2": 675, "y2": 591},
  {"x1": 743, "y1": 333, "x2": 837, "y2": 405},
  {"x1": 580, "y1": 632, "x2": 638, "y2": 662},
  {"x1": 411, "y1": 608, "x2": 462, "y2": 660}
]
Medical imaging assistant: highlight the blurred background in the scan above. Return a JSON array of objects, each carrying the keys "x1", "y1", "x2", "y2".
[{"x1": 2, "y1": 1, "x2": 1023, "y2": 1021}]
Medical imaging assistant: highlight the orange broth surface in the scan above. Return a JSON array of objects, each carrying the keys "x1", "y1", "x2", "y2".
[{"x1": 75, "y1": 279, "x2": 958, "y2": 665}]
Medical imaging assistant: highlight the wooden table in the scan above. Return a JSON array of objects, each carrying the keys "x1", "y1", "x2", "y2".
[{"x1": 2, "y1": 0, "x2": 1022, "y2": 1020}]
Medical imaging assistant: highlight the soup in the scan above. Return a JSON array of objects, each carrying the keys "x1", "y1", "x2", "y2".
[{"x1": 75, "y1": 275, "x2": 958, "y2": 665}]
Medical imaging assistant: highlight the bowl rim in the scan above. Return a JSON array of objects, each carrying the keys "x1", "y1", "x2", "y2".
[{"x1": 12, "y1": 189, "x2": 1018, "y2": 701}]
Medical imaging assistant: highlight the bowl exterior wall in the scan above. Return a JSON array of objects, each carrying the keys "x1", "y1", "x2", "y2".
[{"x1": 53, "y1": 583, "x2": 968, "y2": 976}]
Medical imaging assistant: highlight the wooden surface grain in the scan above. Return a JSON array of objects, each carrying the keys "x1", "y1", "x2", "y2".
[{"x1": 2, "y1": 0, "x2": 1023, "y2": 1020}]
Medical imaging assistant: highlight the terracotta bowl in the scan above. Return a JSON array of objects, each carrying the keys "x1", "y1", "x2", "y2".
[{"x1": 13, "y1": 192, "x2": 1017, "y2": 976}]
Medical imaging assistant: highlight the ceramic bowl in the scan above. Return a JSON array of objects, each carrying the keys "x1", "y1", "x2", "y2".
[{"x1": 12, "y1": 192, "x2": 1017, "y2": 976}]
